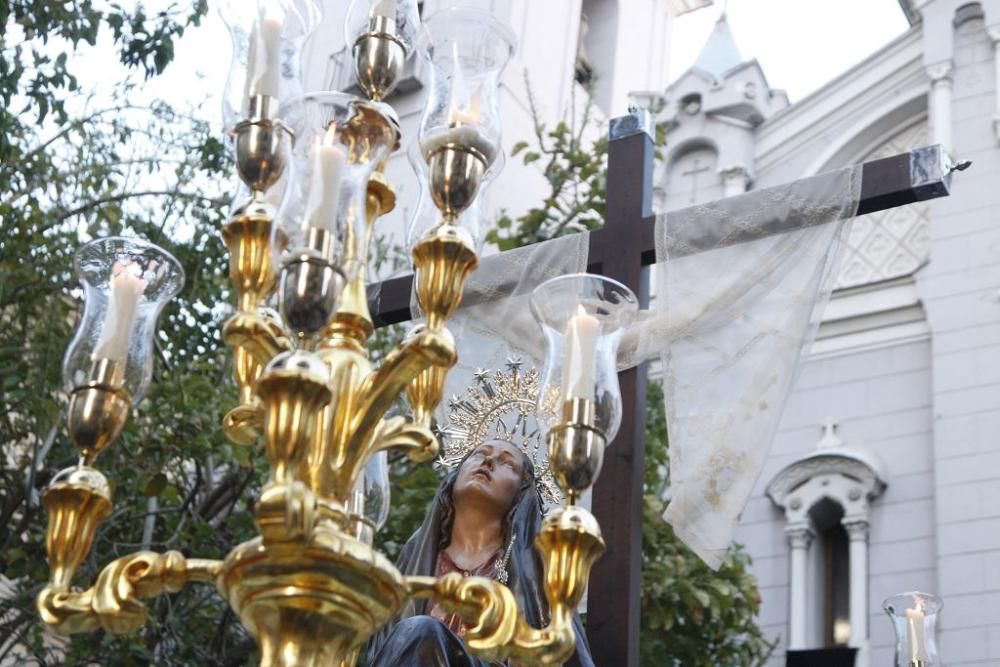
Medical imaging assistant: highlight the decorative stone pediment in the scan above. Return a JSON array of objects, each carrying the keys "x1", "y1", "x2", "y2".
[{"x1": 766, "y1": 418, "x2": 887, "y2": 523}]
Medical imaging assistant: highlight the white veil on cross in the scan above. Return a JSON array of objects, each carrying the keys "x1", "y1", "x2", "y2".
[{"x1": 404, "y1": 162, "x2": 861, "y2": 569}]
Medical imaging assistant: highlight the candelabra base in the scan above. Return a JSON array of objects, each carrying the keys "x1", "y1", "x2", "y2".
[{"x1": 218, "y1": 527, "x2": 407, "y2": 666}]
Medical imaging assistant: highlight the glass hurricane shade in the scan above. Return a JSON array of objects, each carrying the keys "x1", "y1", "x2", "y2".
[
  {"x1": 361, "y1": 450, "x2": 391, "y2": 531},
  {"x1": 218, "y1": 0, "x2": 323, "y2": 130},
  {"x1": 345, "y1": 0, "x2": 421, "y2": 56},
  {"x1": 415, "y1": 7, "x2": 516, "y2": 170},
  {"x1": 273, "y1": 92, "x2": 397, "y2": 338},
  {"x1": 530, "y1": 274, "x2": 638, "y2": 443},
  {"x1": 62, "y1": 237, "x2": 185, "y2": 402},
  {"x1": 884, "y1": 592, "x2": 943, "y2": 666},
  {"x1": 405, "y1": 139, "x2": 506, "y2": 251}
]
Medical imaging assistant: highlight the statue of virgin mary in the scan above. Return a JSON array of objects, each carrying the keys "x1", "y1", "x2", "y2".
[{"x1": 366, "y1": 369, "x2": 594, "y2": 666}]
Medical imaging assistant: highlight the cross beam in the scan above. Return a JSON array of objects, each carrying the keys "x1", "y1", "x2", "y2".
[
  {"x1": 368, "y1": 142, "x2": 954, "y2": 328},
  {"x1": 368, "y1": 111, "x2": 955, "y2": 665}
]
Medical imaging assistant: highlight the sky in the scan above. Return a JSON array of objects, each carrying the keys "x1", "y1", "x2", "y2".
[
  {"x1": 669, "y1": 0, "x2": 910, "y2": 101},
  {"x1": 70, "y1": 0, "x2": 912, "y2": 130}
]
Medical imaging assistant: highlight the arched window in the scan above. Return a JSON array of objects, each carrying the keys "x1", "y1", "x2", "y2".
[
  {"x1": 766, "y1": 419, "x2": 886, "y2": 666},
  {"x1": 810, "y1": 498, "x2": 851, "y2": 648},
  {"x1": 666, "y1": 144, "x2": 721, "y2": 206}
]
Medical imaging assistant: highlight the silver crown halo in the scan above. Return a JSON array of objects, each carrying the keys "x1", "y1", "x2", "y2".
[{"x1": 439, "y1": 358, "x2": 562, "y2": 505}]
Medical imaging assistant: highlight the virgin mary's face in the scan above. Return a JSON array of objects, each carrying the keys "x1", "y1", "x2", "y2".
[{"x1": 453, "y1": 441, "x2": 525, "y2": 515}]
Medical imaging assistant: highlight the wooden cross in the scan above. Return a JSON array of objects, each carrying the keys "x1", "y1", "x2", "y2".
[{"x1": 367, "y1": 110, "x2": 955, "y2": 666}]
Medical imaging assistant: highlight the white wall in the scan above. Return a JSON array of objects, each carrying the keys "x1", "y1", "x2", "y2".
[
  {"x1": 733, "y1": 6, "x2": 1000, "y2": 665},
  {"x1": 915, "y1": 11, "x2": 1000, "y2": 665},
  {"x1": 737, "y1": 339, "x2": 936, "y2": 665}
]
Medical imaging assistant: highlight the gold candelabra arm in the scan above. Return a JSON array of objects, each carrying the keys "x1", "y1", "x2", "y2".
[
  {"x1": 221, "y1": 310, "x2": 293, "y2": 445},
  {"x1": 41, "y1": 467, "x2": 112, "y2": 591},
  {"x1": 222, "y1": 212, "x2": 278, "y2": 314},
  {"x1": 255, "y1": 480, "x2": 317, "y2": 548},
  {"x1": 407, "y1": 573, "x2": 519, "y2": 662},
  {"x1": 223, "y1": 311, "x2": 293, "y2": 369},
  {"x1": 370, "y1": 415, "x2": 437, "y2": 463},
  {"x1": 345, "y1": 327, "x2": 455, "y2": 460},
  {"x1": 38, "y1": 551, "x2": 221, "y2": 635},
  {"x1": 404, "y1": 506, "x2": 605, "y2": 666}
]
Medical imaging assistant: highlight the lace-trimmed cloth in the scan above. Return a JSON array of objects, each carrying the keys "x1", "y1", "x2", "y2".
[{"x1": 411, "y1": 165, "x2": 862, "y2": 570}]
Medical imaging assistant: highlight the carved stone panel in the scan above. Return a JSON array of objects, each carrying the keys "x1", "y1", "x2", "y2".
[{"x1": 836, "y1": 121, "x2": 930, "y2": 289}]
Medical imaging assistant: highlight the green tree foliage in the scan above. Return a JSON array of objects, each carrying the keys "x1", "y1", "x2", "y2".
[
  {"x1": 0, "y1": 2, "x2": 262, "y2": 664},
  {"x1": 641, "y1": 385, "x2": 776, "y2": 667},
  {"x1": 486, "y1": 78, "x2": 607, "y2": 251}
]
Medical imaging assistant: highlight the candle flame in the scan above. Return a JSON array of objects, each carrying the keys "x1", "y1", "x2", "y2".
[
  {"x1": 447, "y1": 41, "x2": 480, "y2": 126},
  {"x1": 448, "y1": 93, "x2": 480, "y2": 126},
  {"x1": 260, "y1": 0, "x2": 283, "y2": 23},
  {"x1": 323, "y1": 123, "x2": 338, "y2": 147}
]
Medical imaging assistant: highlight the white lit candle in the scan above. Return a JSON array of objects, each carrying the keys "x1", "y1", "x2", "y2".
[
  {"x1": 93, "y1": 261, "x2": 145, "y2": 364},
  {"x1": 304, "y1": 125, "x2": 346, "y2": 231},
  {"x1": 241, "y1": 21, "x2": 259, "y2": 106},
  {"x1": 561, "y1": 305, "x2": 600, "y2": 401},
  {"x1": 421, "y1": 93, "x2": 497, "y2": 164},
  {"x1": 249, "y1": 15, "x2": 282, "y2": 98},
  {"x1": 371, "y1": 0, "x2": 396, "y2": 19},
  {"x1": 905, "y1": 608, "x2": 929, "y2": 663}
]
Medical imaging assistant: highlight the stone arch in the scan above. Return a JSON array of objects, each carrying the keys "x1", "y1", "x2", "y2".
[
  {"x1": 664, "y1": 139, "x2": 722, "y2": 206},
  {"x1": 805, "y1": 91, "x2": 928, "y2": 176}
]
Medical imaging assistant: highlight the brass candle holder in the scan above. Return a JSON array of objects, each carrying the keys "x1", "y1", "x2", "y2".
[
  {"x1": 231, "y1": 95, "x2": 293, "y2": 219},
  {"x1": 353, "y1": 15, "x2": 406, "y2": 101},
  {"x1": 222, "y1": 92, "x2": 295, "y2": 445},
  {"x1": 39, "y1": 237, "x2": 189, "y2": 635},
  {"x1": 278, "y1": 227, "x2": 348, "y2": 345},
  {"x1": 425, "y1": 142, "x2": 491, "y2": 220},
  {"x1": 546, "y1": 398, "x2": 607, "y2": 506},
  {"x1": 66, "y1": 359, "x2": 130, "y2": 464}
]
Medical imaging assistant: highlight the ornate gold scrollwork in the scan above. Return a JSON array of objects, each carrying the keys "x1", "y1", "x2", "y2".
[
  {"x1": 406, "y1": 505, "x2": 605, "y2": 666},
  {"x1": 38, "y1": 551, "x2": 221, "y2": 635}
]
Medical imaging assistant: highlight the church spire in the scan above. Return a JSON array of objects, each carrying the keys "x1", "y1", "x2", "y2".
[{"x1": 692, "y1": 12, "x2": 744, "y2": 78}]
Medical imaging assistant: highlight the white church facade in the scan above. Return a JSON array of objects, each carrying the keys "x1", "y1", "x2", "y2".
[
  {"x1": 310, "y1": 1, "x2": 1000, "y2": 665},
  {"x1": 648, "y1": 3, "x2": 1000, "y2": 666}
]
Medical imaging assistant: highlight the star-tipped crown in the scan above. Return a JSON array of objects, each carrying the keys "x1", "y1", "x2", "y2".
[{"x1": 439, "y1": 359, "x2": 561, "y2": 504}]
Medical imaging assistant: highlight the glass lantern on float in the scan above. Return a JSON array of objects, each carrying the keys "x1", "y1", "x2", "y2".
[
  {"x1": 345, "y1": 0, "x2": 421, "y2": 100},
  {"x1": 348, "y1": 451, "x2": 391, "y2": 545},
  {"x1": 274, "y1": 92, "x2": 399, "y2": 344},
  {"x1": 219, "y1": 0, "x2": 323, "y2": 131},
  {"x1": 405, "y1": 139, "x2": 506, "y2": 253},
  {"x1": 884, "y1": 592, "x2": 943, "y2": 667},
  {"x1": 530, "y1": 274, "x2": 638, "y2": 504},
  {"x1": 219, "y1": 0, "x2": 322, "y2": 219},
  {"x1": 62, "y1": 237, "x2": 185, "y2": 465},
  {"x1": 415, "y1": 7, "x2": 516, "y2": 231}
]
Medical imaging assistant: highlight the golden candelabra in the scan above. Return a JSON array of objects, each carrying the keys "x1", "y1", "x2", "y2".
[{"x1": 37, "y1": 4, "x2": 616, "y2": 665}]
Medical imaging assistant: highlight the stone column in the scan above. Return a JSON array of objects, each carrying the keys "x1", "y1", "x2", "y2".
[
  {"x1": 927, "y1": 61, "x2": 954, "y2": 155},
  {"x1": 843, "y1": 518, "x2": 871, "y2": 667},
  {"x1": 718, "y1": 165, "x2": 750, "y2": 198},
  {"x1": 786, "y1": 524, "x2": 814, "y2": 650},
  {"x1": 988, "y1": 27, "x2": 1000, "y2": 143}
]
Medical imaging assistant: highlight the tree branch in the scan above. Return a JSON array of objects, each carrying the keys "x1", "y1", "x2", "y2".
[{"x1": 56, "y1": 189, "x2": 222, "y2": 222}]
